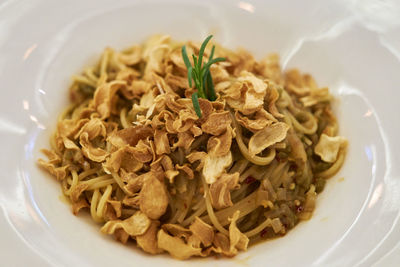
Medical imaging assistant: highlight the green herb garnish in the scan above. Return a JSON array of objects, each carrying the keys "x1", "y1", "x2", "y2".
[{"x1": 181, "y1": 35, "x2": 225, "y2": 117}]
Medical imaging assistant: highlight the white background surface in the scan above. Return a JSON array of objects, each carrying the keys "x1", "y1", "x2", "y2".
[{"x1": 0, "y1": 0, "x2": 399, "y2": 266}]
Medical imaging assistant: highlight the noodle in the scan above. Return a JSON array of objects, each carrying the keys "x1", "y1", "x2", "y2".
[
  {"x1": 181, "y1": 205, "x2": 207, "y2": 227},
  {"x1": 64, "y1": 169, "x2": 78, "y2": 195},
  {"x1": 244, "y1": 218, "x2": 272, "y2": 238},
  {"x1": 97, "y1": 184, "x2": 113, "y2": 218},
  {"x1": 201, "y1": 190, "x2": 259, "y2": 226},
  {"x1": 286, "y1": 110, "x2": 318, "y2": 135},
  {"x1": 37, "y1": 35, "x2": 347, "y2": 259},
  {"x1": 78, "y1": 168, "x2": 99, "y2": 180},
  {"x1": 316, "y1": 148, "x2": 346, "y2": 178},
  {"x1": 90, "y1": 189, "x2": 103, "y2": 223},
  {"x1": 86, "y1": 179, "x2": 115, "y2": 190},
  {"x1": 110, "y1": 172, "x2": 132, "y2": 196},
  {"x1": 201, "y1": 175, "x2": 229, "y2": 235}
]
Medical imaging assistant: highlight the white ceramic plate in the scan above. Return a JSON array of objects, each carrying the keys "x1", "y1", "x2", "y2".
[{"x1": 1, "y1": 0, "x2": 400, "y2": 266}]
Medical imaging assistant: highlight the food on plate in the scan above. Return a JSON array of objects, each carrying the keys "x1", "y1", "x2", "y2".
[{"x1": 38, "y1": 35, "x2": 347, "y2": 259}]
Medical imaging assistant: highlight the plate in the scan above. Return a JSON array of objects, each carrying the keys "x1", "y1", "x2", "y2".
[{"x1": 1, "y1": 0, "x2": 400, "y2": 266}]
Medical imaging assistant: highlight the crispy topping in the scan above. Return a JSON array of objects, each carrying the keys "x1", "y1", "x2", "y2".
[
  {"x1": 157, "y1": 229, "x2": 202, "y2": 260},
  {"x1": 248, "y1": 122, "x2": 290, "y2": 156},
  {"x1": 210, "y1": 172, "x2": 240, "y2": 209},
  {"x1": 228, "y1": 211, "x2": 249, "y2": 254},
  {"x1": 202, "y1": 152, "x2": 232, "y2": 184},
  {"x1": 201, "y1": 111, "x2": 231, "y2": 135},
  {"x1": 101, "y1": 211, "x2": 151, "y2": 236},
  {"x1": 314, "y1": 134, "x2": 347, "y2": 163},
  {"x1": 38, "y1": 35, "x2": 346, "y2": 260},
  {"x1": 136, "y1": 221, "x2": 163, "y2": 254},
  {"x1": 189, "y1": 217, "x2": 214, "y2": 247},
  {"x1": 224, "y1": 71, "x2": 268, "y2": 115},
  {"x1": 139, "y1": 171, "x2": 169, "y2": 219}
]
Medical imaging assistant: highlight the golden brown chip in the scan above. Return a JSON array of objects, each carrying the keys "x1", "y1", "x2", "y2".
[
  {"x1": 228, "y1": 211, "x2": 249, "y2": 255},
  {"x1": 210, "y1": 172, "x2": 240, "y2": 209},
  {"x1": 255, "y1": 53, "x2": 282, "y2": 84},
  {"x1": 207, "y1": 126, "x2": 233, "y2": 157},
  {"x1": 154, "y1": 129, "x2": 170, "y2": 155},
  {"x1": 139, "y1": 172, "x2": 168, "y2": 219},
  {"x1": 202, "y1": 151, "x2": 232, "y2": 184},
  {"x1": 101, "y1": 211, "x2": 151, "y2": 236},
  {"x1": 224, "y1": 71, "x2": 268, "y2": 115},
  {"x1": 37, "y1": 159, "x2": 69, "y2": 180},
  {"x1": 71, "y1": 198, "x2": 89, "y2": 215},
  {"x1": 314, "y1": 134, "x2": 347, "y2": 163},
  {"x1": 189, "y1": 217, "x2": 214, "y2": 247},
  {"x1": 235, "y1": 109, "x2": 275, "y2": 132},
  {"x1": 157, "y1": 229, "x2": 202, "y2": 260},
  {"x1": 201, "y1": 111, "x2": 231, "y2": 136},
  {"x1": 136, "y1": 221, "x2": 163, "y2": 254},
  {"x1": 248, "y1": 122, "x2": 290, "y2": 156},
  {"x1": 118, "y1": 45, "x2": 142, "y2": 65},
  {"x1": 93, "y1": 80, "x2": 127, "y2": 119},
  {"x1": 142, "y1": 35, "x2": 171, "y2": 80},
  {"x1": 79, "y1": 132, "x2": 108, "y2": 162},
  {"x1": 107, "y1": 126, "x2": 153, "y2": 148}
]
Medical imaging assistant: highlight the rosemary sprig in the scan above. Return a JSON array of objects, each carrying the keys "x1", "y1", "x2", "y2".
[{"x1": 181, "y1": 35, "x2": 225, "y2": 117}]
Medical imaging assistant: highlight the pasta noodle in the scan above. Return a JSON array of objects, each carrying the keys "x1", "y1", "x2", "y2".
[{"x1": 38, "y1": 35, "x2": 347, "y2": 259}]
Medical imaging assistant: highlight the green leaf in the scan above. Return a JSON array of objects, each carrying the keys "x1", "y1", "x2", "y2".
[
  {"x1": 190, "y1": 68, "x2": 204, "y2": 98},
  {"x1": 181, "y1": 45, "x2": 192, "y2": 69},
  {"x1": 209, "y1": 45, "x2": 215, "y2": 61},
  {"x1": 203, "y1": 57, "x2": 226, "y2": 71},
  {"x1": 198, "y1": 35, "x2": 213, "y2": 69},
  {"x1": 192, "y1": 54, "x2": 198, "y2": 68},
  {"x1": 203, "y1": 69, "x2": 209, "y2": 98},
  {"x1": 181, "y1": 35, "x2": 225, "y2": 111},
  {"x1": 198, "y1": 86, "x2": 206, "y2": 99},
  {"x1": 191, "y1": 92, "x2": 202, "y2": 118},
  {"x1": 187, "y1": 66, "x2": 193, "y2": 87},
  {"x1": 206, "y1": 71, "x2": 217, "y2": 101}
]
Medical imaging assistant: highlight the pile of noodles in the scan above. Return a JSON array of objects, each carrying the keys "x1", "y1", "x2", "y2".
[{"x1": 38, "y1": 35, "x2": 347, "y2": 259}]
